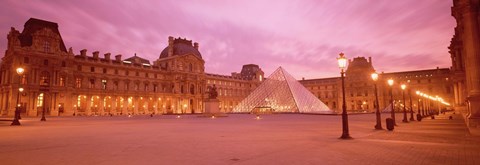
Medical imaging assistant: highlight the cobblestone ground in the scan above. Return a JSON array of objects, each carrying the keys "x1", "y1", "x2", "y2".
[{"x1": 0, "y1": 112, "x2": 478, "y2": 165}]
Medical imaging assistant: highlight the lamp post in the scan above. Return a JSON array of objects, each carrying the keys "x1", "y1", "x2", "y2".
[
  {"x1": 387, "y1": 79, "x2": 396, "y2": 125},
  {"x1": 401, "y1": 84, "x2": 408, "y2": 123},
  {"x1": 371, "y1": 73, "x2": 382, "y2": 130},
  {"x1": 337, "y1": 53, "x2": 351, "y2": 139},
  {"x1": 409, "y1": 88, "x2": 414, "y2": 121},
  {"x1": 416, "y1": 91, "x2": 421, "y2": 121},
  {"x1": 11, "y1": 67, "x2": 25, "y2": 126}
]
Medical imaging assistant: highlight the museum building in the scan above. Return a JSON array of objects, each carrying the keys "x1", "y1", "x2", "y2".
[
  {"x1": 0, "y1": 18, "x2": 263, "y2": 117},
  {"x1": 0, "y1": 18, "x2": 454, "y2": 117}
]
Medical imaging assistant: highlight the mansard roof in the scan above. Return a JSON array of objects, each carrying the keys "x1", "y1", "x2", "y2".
[
  {"x1": 124, "y1": 53, "x2": 151, "y2": 65},
  {"x1": 18, "y1": 18, "x2": 67, "y2": 52}
]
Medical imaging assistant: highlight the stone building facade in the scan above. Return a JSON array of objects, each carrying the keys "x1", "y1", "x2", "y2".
[
  {"x1": 301, "y1": 57, "x2": 453, "y2": 113},
  {"x1": 0, "y1": 18, "x2": 263, "y2": 117},
  {"x1": 450, "y1": 0, "x2": 480, "y2": 130}
]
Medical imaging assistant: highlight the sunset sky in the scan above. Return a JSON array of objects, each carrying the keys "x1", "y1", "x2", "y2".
[{"x1": 0, "y1": 0, "x2": 456, "y2": 79}]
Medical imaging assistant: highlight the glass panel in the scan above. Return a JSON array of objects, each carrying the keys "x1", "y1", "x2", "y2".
[{"x1": 233, "y1": 67, "x2": 333, "y2": 114}]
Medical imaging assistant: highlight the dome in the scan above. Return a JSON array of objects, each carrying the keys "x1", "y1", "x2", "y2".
[{"x1": 159, "y1": 37, "x2": 202, "y2": 59}]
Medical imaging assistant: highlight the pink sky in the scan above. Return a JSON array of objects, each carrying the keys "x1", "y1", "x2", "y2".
[{"x1": 0, "y1": 0, "x2": 455, "y2": 79}]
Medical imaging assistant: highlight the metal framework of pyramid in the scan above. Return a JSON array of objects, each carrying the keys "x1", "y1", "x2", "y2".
[{"x1": 233, "y1": 67, "x2": 333, "y2": 114}]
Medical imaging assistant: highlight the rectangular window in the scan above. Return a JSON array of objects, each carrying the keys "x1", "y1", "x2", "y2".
[
  {"x1": 103, "y1": 68, "x2": 107, "y2": 74},
  {"x1": 115, "y1": 69, "x2": 118, "y2": 75},
  {"x1": 89, "y1": 79, "x2": 95, "y2": 88},
  {"x1": 78, "y1": 65, "x2": 82, "y2": 71},
  {"x1": 24, "y1": 57, "x2": 29, "y2": 64},
  {"x1": 21, "y1": 75, "x2": 27, "y2": 85},
  {"x1": 102, "y1": 79, "x2": 107, "y2": 90},
  {"x1": 44, "y1": 59, "x2": 48, "y2": 66},
  {"x1": 114, "y1": 81, "x2": 118, "y2": 90},
  {"x1": 59, "y1": 77, "x2": 65, "y2": 87},
  {"x1": 91, "y1": 67, "x2": 95, "y2": 73},
  {"x1": 75, "y1": 78, "x2": 81, "y2": 88}
]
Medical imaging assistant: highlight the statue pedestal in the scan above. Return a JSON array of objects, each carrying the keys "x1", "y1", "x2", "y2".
[{"x1": 204, "y1": 99, "x2": 221, "y2": 116}]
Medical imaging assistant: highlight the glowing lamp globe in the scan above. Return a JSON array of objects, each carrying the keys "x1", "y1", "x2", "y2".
[
  {"x1": 371, "y1": 73, "x2": 378, "y2": 81},
  {"x1": 16, "y1": 67, "x2": 25, "y2": 75},
  {"x1": 337, "y1": 53, "x2": 347, "y2": 69},
  {"x1": 387, "y1": 79, "x2": 394, "y2": 86}
]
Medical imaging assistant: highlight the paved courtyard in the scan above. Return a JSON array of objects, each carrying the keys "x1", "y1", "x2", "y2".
[{"x1": 1, "y1": 112, "x2": 478, "y2": 165}]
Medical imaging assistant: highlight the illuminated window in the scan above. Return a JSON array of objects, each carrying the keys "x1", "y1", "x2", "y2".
[
  {"x1": 259, "y1": 75, "x2": 263, "y2": 81},
  {"x1": 59, "y1": 77, "x2": 65, "y2": 86},
  {"x1": 40, "y1": 71, "x2": 49, "y2": 86},
  {"x1": 75, "y1": 78, "x2": 82, "y2": 88},
  {"x1": 21, "y1": 75, "x2": 27, "y2": 85},
  {"x1": 102, "y1": 79, "x2": 107, "y2": 90},
  {"x1": 37, "y1": 93, "x2": 44, "y2": 107}
]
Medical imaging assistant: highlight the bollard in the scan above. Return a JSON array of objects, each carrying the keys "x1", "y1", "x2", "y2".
[
  {"x1": 416, "y1": 114, "x2": 422, "y2": 121},
  {"x1": 386, "y1": 118, "x2": 394, "y2": 131}
]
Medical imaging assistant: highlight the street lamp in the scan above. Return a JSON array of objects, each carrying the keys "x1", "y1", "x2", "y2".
[
  {"x1": 371, "y1": 73, "x2": 382, "y2": 130},
  {"x1": 409, "y1": 88, "x2": 414, "y2": 121},
  {"x1": 416, "y1": 91, "x2": 422, "y2": 121},
  {"x1": 337, "y1": 53, "x2": 351, "y2": 139},
  {"x1": 11, "y1": 67, "x2": 25, "y2": 126},
  {"x1": 387, "y1": 79, "x2": 396, "y2": 125},
  {"x1": 401, "y1": 84, "x2": 408, "y2": 123}
]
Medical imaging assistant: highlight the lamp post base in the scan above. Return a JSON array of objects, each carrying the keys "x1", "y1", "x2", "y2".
[
  {"x1": 374, "y1": 124, "x2": 383, "y2": 130},
  {"x1": 340, "y1": 134, "x2": 352, "y2": 139},
  {"x1": 11, "y1": 119, "x2": 20, "y2": 126}
]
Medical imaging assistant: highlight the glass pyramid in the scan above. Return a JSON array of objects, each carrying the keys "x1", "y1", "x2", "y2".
[{"x1": 233, "y1": 67, "x2": 334, "y2": 114}]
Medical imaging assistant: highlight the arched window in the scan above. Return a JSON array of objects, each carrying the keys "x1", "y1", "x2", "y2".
[{"x1": 40, "y1": 71, "x2": 49, "y2": 86}]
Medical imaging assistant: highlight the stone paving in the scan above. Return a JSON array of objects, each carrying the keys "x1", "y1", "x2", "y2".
[{"x1": 0, "y1": 112, "x2": 478, "y2": 165}]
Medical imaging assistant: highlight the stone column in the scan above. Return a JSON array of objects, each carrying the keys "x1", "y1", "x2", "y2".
[
  {"x1": 111, "y1": 96, "x2": 117, "y2": 115},
  {"x1": 99, "y1": 96, "x2": 105, "y2": 115},
  {"x1": 86, "y1": 95, "x2": 92, "y2": 115},
  {"x1": 153, "y1": 99, "x2": 158, "y2": 114},
  {"x1": 133, "y1": 97, "x2": 139, "y2": 115},
  {"x1": 122, "y1": 97, "x2": 128, "y2": 115},
  {"x1": 460, "y1": 2, "x2": 480, "y2": 129}
]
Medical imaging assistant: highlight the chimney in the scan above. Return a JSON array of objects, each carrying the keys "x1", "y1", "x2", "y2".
[
  {"x1": 168, "y1": 36, "x2": 174, "y2": 57},
  {"x1": 92, "y1": 51, "x2": 99, "y2": 60},
  {"x1": 80, "y1": 49, "x2": 87, "y2": 57},
  {"x1": 194, "y1": 42, "x2": 199, "y2": 50},
  {"x1": 115, "y1": 54, "x2": 122, "y2": 62},
  {"x1": 104, "y1": 53, "x2": 111, "y2": 61},
  {"x1": 368, "y1": 57, "x2": 372, "y2": 64}
]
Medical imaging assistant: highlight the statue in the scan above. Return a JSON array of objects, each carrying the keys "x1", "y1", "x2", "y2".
[{"x1": 208, "y1": 85, "x2": 218, "y2": 99}]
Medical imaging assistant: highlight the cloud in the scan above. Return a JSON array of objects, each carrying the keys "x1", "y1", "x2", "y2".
[{"x1": 0, "y1": 0, "x2": 456, "y2": 79}]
